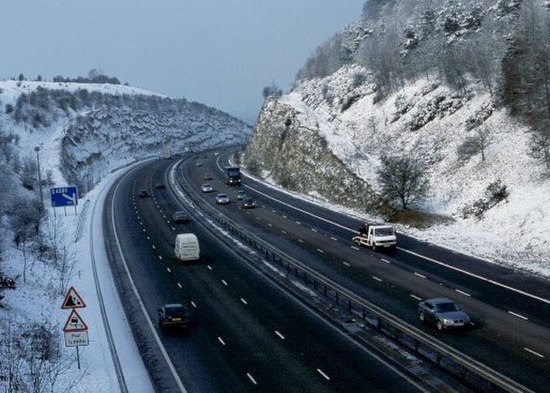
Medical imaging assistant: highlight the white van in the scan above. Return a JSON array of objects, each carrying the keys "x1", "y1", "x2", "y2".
[{"x1": 174, "y1": 233, "x2": 200, "y2": 262}]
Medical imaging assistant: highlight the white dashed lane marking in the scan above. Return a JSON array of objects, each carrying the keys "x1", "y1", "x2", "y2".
[
  {"x1": 317, "y1": 369, "x2": 330, "y2": 381},
  {"x1": 524, "y1": 347, "x2": 544, "y2": 358},
  {"x1": 508, "y1": 311, "x2": 528, "y2": 320}
]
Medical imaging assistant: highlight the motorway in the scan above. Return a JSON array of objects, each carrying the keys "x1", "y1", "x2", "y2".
[
  {"x1": 103, "y1": 157, "x2": 428, "y2": 392},
  {"x1": 180, "y1": 148, "x2": 550, "y2": 392}
]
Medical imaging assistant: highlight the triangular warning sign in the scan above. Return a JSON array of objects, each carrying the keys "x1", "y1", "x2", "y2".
[
  {"x1": 61, "y1": 286, "x2": 86, "y2": 309},
  {"x1": 63, "y1": 309, "x2": 88, "y2": 332}
]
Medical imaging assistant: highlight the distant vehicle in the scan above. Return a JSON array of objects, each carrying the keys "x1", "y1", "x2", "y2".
[
  {"x1": 201, "y1": 183, "x2": 213, "y2": 193},
  {"x1": 158, "y1": 303, "x2": 190, "y2": 330},
  {"x1": 235, "y1": 189, "x2": 247, "y2": 200},
  {"x1": 162, "y1": 148, "x2": 172, "y2": 159},
  {"x1": 138, "y1": 189, "x2": 149, "y2": 198},
  {"x1": 226, "y1": 167, "x2": 241, "y2": 185},
  {"x1": 173, "y1": 211, "x2": 190, "y2": 223},
  {"x1": 203, "y1": 173, "x2": 213, "y2": 180},
  {"x1": 174, "y1": 233, "x2": 200, "y2": 261},
  {"x1": 155, "y1": 183, "x2": 166, "y2": 189},
  {"x1": 418, "y1": 298, "x2": 471, "y2": 331},
  {"x1": 242, "y1": 198, "x2": 256, "y2": 209},
  {"x1": 352, "y1": 223, "x2": 396, "y2": 251},
  {"x1": 215, "y1": 193, "x2": 230, "y2": 204}
]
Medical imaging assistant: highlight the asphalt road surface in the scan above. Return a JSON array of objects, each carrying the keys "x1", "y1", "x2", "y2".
[
  {"x1": 178, "y1": 148, "x2": 550, "y2": 393},
  {"x1": 103, "y1": 157, "x2": 427, "y2": 393}
]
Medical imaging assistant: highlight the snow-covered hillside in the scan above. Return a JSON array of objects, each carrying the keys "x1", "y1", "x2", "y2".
[
  {"x1": 0, "y1": 80, "x2": 251, "y2": 392},
  {"x1": 246, "y1": 64, "x2": 550, "y2": 276},
  {"x1": 0, "y1": 80, "x2": 251, "y2": 194}
]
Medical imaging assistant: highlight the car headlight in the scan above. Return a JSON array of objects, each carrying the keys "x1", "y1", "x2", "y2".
[{"x1": 442, "y1": 318, "x2": 454, "y2": 325}]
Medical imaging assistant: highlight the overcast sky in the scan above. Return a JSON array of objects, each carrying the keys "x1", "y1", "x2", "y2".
[{"x1": 1, "y1": 1, "x2": 365, "y2": 123}]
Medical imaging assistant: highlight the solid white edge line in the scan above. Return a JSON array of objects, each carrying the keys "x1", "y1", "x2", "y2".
[
  {"x1": 455, "y1": 289, "x2": 471, "y2": 297},
  {"x1": 414, "y1": 272, "x2": 426, "y2": 279},
  {"x1": 398, "y1": 247, "x2": 550, "y2": 305},
  {"x1": 111, "y1": 172, "x2": 188, "y2": 393}
]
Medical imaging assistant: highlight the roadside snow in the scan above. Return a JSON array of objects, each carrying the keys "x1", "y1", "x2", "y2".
[{"x1": 2, "y1": 165, "x2": 154, "y2": 392}]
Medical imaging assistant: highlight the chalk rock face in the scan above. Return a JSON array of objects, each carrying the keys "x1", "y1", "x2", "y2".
[{"x1": 244, "y1": 96, "x2": 380, "y2": 210}]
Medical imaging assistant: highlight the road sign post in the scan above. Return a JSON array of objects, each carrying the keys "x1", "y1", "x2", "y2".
[{"x1": 61, "y1": 287, "x2": 88, "y2": 369}]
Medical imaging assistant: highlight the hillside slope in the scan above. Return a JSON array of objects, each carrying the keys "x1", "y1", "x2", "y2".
[
  {"x1": 0, "y1": 80, "x2": 251, "y2": 194},
  {"x1": 244, "y1": 2, "x2": 550, "y2": 275}
]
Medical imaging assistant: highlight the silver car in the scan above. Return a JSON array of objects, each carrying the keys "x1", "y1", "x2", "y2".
[
  {"x1": 215, "y1": 193, "x2": 230, "y2": 204},
  {"x1": 418, "y1": 298, "x2": 471, "y2": 330}
]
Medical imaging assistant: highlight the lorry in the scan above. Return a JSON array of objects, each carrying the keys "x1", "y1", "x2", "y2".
[
  {"x1": 174, "y1": 233, "x2": 200, "y2": 261},
  {"x1": 226, "y1": 167, "x2": 241, "y2": 185},
  {"x1": 352, "y1": 223, "x2": 397, "y2": 251}
]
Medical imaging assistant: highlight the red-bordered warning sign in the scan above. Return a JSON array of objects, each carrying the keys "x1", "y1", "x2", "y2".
[
  {"x1": 63, "y1": 309, "x2": 88, "y2": 332},
  {"x1": 61, "y1": 286, "x2": 86, "y2": 309}
]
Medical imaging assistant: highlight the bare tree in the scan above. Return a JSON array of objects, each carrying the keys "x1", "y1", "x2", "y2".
[
  {"x1": 529, "y1": 120, "x2": 550, "y2": 170},
  {"x1": 377, "y1": 154, "x2": 430, "y2": 210},
  {"x1": 457, "y1": 126, "x2": 493, "y2": 162}
]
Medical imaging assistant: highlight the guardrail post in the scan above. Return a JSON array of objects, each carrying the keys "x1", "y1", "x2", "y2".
[{"x1": 347, "y1": 299, "x2": 352, "y2": 314}]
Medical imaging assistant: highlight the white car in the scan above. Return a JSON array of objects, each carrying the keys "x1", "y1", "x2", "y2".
[
  {"x1": 201, "y1": 183, "x2": 213, "y2": 193},
  {"x1": 215, "y1": 193, "x2": 230, "y2": 204}
]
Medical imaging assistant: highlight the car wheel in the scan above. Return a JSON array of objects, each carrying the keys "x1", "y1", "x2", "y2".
[
  {"x1": 419, "y1": 312, "x2": 425, "y2": 322},
  {"x1": 436, "y1": 320, "x2": 444, "y2": 331}
]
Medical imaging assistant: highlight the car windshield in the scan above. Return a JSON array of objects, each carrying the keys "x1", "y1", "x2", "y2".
[
  {"x1": 166, "y1": 306, "x2": 188, "y2": 317},
  {"x1": 218, "y1": 194, "x2": 227, "y2": 198},
  {"x1": 203, "y1": 184, "x2": 211, "y2": 188},
  {"x1": 436, "y1": 302, "x2": 459, "y2": 312},
  {"x1": 374, "y1": 227, "x2": 394, "y2": 236}
]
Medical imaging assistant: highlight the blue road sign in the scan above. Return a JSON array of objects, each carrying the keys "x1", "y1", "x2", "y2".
[{"x1": 50, "y1": 186, "x2": 78, "y2": 207}]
